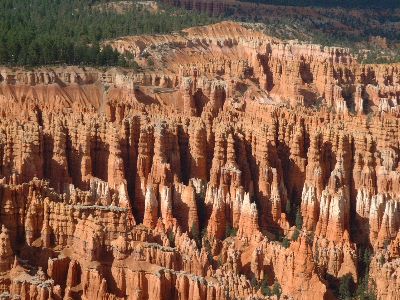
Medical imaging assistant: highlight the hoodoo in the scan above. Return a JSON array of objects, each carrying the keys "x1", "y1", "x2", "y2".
[{"x1": 0, "y1": 20, "x2": 399, "y2": 299}]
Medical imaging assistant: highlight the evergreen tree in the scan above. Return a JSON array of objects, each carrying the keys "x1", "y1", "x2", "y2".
[
  {"x1": 295, "y1": 207, "x2": 303, "y2": 229},
  {"x1": 0, "y1": 0, "x2": 217, "y2": 67},
  {"x1": 260, "y1": 277, "x2": 271, "y2": 296},
  {"x1": 338, "y1": 274, "x2": 355, "y2": 300},
  {"x1": 272, "y1": 281, "x2": 282, "y2": 297}
]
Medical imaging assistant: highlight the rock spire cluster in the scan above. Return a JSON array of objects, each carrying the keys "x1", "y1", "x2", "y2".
[{"x1": 0, "y1": 21, "x2": 399, "y2": 299}]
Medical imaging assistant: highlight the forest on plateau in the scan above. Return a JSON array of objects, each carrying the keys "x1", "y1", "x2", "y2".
[
  {"x1": 237, "y1": 0, "x2": 399, "y2": 9},
  {"x1": 0, "y1": 0, "x2": 215, "y2": 67},
  {"x1": 161, "y1": 0, "x2": 400, "y2": 63}
]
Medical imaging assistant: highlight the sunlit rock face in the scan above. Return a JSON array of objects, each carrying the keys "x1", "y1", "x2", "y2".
[{"x1": 0, "y1": 21, "x2": 399, "y2": 300}]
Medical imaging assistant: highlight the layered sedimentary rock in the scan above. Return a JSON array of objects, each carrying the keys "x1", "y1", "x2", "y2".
[{"x1": 0, "y1": 21, "x2": 399, "y2": 299}]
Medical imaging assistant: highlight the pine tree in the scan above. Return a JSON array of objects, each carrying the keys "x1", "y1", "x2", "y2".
[
  {"x1": 295, "y1": 206, "x2": 303, "y2": 229},
  {"x1": 272, "y1": 281, "x2": 282, "y2": 297},
  {"x1": 338, "y1": 274, "x2": 354, "y2": 300},
  {"x1": 0, "y1": 0, "x2": 216, "y2": 67}
]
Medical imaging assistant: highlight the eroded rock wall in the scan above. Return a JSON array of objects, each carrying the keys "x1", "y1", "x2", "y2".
[{"x1": 0, "y1": 22, "x2": 399, "y2": 300}]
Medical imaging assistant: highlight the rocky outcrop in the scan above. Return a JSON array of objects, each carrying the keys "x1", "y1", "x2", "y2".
[{"x1": 0, "y1": 21, "x2": 399, "y2": 300}]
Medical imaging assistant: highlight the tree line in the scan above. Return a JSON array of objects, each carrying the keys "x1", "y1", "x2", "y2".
[
  {"x1": 0, "y1": 0, "x2": 216, "y2": 67},
  {"x1": 237, "y1": 0, "x2": 399, "y2": 9}
]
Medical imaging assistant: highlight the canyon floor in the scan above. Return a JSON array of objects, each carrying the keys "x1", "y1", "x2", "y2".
[{"x1": 0, "y1": 21, "x2": 399, "y2": 299}]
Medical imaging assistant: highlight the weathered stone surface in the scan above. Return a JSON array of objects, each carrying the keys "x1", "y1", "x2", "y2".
[{"x1": 0, "y1": 21, "x2": 399, "y2": 300}]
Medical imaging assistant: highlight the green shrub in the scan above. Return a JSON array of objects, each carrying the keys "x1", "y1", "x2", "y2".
[
  {"x1": 272, "y1": 281, "x2": 282, "y2": 298},
  {"x1": 338, "y1": 274, "x2": 355, "y2": 300},
  {"x1": 146, "y1": 57, "x2": 154, "y2": 67},
  {"x1": 225, "y1": 225, "x2": 238, "y2": 238},
  {"x1": 292, "y1": 229, "x2": 300, "y2": 241},
  {"x1": 281, "y1": 237, "x2": 290, "y2": 248},
  {"x1": 295, "y1": 207, "x2": 303, "y2": 230},
  {"x1": 260, "y1": 278, "x2": 271, "y2": 296},
  {"x1": 168, "y1": 231, "x2": 175, "y2": 247}
]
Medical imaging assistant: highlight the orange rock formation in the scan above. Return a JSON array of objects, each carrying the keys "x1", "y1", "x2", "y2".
[{"x1": 0, "y1": 21, "x2": 399, "y2": 299}]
